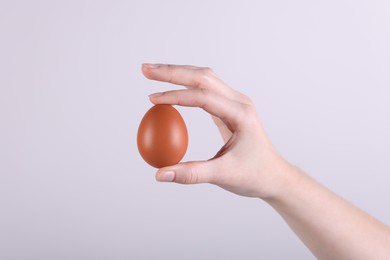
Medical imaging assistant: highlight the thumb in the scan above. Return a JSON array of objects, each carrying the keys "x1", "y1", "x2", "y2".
[{"x1": 155, "y1": 160, "x2": 217, "y2": 184}]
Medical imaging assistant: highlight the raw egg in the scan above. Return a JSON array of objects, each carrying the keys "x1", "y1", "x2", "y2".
[{"x1": 137, "y1": 104, "x2": 188, "y2": 168}]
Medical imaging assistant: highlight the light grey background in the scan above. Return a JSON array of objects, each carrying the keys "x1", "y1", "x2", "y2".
[{"x1": 1, "y1": 0, "x2": 389, "y2": 259}]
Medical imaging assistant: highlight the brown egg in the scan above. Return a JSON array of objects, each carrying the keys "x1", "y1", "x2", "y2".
[{"x1": 137, "y1": 104, "x2": 188, "y2": 168}]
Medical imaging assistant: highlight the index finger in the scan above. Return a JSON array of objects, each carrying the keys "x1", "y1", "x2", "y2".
[{"x1": 149, "y1": 88, "x2": 248, "y2": 131}]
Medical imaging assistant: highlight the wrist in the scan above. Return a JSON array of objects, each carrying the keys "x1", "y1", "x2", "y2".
[{"x1": 259, "y1": 159, "x2": 305, "y2": 203}]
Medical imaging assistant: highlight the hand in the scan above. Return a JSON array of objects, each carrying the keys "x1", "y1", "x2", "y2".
[
  {"x1": 142, "y1": 63, "x2": 292, "y2": 199},
  {"x1": 142, "y1": 64, "x2": 390, "y2": 260}
]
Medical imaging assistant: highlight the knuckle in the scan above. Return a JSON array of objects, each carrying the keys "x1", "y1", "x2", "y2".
[
  {"x1": 199, "y1": 87, "x2": 211, "y2": 97},
  {"x1": 198, "y1": 67, "x2": 215, "y2": 85},
  {"x1": 241, "y1": 94, "x2": 253, "y2": 105},
  {"x1": 166, "y1": 65, "x2": 174, "y2": 83},
  {"x1": 190, "y1": 167, "x2": 199, "y2": 184},
  {"x1": 201, "y1": 67, "x2": 215, "y2": 76},
  {"x1": 242, "y1": 103, "x2": 256, "y2": 115},
  {"x1": 183, "y1": 166, "x2": 198, "y2": 184},
  {"x1": 237, "y1": 103, "x2": 258, "y2": 125},
  {"x1": 175, "y1": 94, "x2": 183, "y2": 106},
  {"x1": 197, "y1": 88, "x2": 211, "y2": 109}
]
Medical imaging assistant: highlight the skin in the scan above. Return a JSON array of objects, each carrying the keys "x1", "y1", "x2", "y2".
[{"x1": 142, "y1": 63, "x2": 390, "y2": 259}]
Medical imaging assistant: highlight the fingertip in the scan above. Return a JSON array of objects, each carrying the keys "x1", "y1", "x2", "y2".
[
  {"x1": 148, "y1": 94, "x2": 162, "y2": 105},
  {"x1": 143, "y1": 63, "x2": 161, "y2": 69},
  {"x1": 148, "y1": 92, "x2": 163, "y2": 99},
  {"x1": 154, "y1": 171, "x2": 162, "y2": 182},
  {"x1": 141, "y1": 64, "x2": 154, "y2": 79},
  {"x1": 155, "y1": 170, "x2": 176, "y2": 182}
]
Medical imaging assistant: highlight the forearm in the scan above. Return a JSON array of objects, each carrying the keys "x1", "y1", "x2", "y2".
[{"x1": 265, "y1": 165, "x2": 390, "y2": 260}]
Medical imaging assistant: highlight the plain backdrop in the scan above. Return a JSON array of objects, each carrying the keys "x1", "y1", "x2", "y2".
[{"x1": 1, "y1": 0, "x2": 390, "y2": 259}]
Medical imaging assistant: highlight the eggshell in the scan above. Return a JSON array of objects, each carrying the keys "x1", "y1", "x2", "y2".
[{"x1": 137, "y1": 104, "x2": 188, "y2": 168}]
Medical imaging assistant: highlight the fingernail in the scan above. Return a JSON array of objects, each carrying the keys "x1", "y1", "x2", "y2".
[
  {"x1": 158, "y1": 171, "x2": 175, "y2": 182},
  {"x1": 148, "y1": 92, "x2": 163, "y2": 99},
  {"x1": 143, "y1": 63, "x2": 160, "y2": 69}
]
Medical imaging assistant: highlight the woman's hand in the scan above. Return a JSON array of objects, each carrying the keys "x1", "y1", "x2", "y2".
[
  {"x1": 142, "y1": 63, "x2": 292, "y2": 199},
  {"x1": 142, "y1": 63, "x2": 390, "y2": 260}
]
